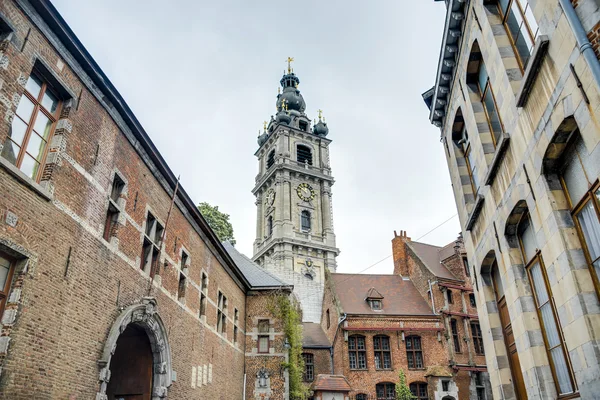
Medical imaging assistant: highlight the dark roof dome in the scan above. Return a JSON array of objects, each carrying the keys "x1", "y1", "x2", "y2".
[
  {"x1": 276, "y1": 73, "x2": 306, "y2": 113},
  {"x1": 275, "y1": 110, "x2": 291, "y2": 125},
  {"x1": 313, "y1": 120, "x2": 328, "y2": 136}
]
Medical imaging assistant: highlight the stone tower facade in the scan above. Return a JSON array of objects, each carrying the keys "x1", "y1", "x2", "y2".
[{"x1": 252, "y1": 66, "x2": 339, "y2": 323}]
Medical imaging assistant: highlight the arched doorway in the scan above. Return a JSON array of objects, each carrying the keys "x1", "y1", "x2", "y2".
[
  {"x1": 106, "y1": 324, "x2": 153, "y2": 400},
  {"x1": 97, "y1": 298, "x2": 172, "y2": 400}
]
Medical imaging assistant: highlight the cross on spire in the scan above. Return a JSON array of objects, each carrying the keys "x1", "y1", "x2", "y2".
[{"x1": 286, "y1": 57, "x2": 294, "y2": 74}]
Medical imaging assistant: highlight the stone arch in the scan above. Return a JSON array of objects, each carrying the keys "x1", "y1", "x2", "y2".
[
  {"x1": 465, "y1": 40, "x2": 498, "y2": 164},
  {"x1": 96, "y1": 297, "x2": 172, "y2": 400},
  {"x1": 481, "y1": 1, "x2": 523, "y2": 94}
]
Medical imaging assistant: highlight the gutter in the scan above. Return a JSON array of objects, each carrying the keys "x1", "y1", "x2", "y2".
[{"x1": 558, "y1": 0, "x2": 600, "y2": 90}]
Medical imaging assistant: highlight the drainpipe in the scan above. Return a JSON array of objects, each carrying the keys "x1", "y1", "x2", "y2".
[
  {"x1": 559, "y1": 0, "x2": 600, "y2": 89},
  {"x1": 330, "y1": 313, "x2": 347, "y2": 374}
]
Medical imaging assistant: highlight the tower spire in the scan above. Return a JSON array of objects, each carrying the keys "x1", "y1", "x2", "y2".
[{"x1": 286, "y1": 56, "x2": 294, "y2": 74}]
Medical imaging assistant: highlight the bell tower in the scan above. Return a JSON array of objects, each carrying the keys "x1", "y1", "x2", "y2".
[{"x1": 252, "y1": 60, "x2": 339, "y2": 323}]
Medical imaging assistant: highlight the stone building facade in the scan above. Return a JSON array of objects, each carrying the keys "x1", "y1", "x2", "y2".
[
  {"x1": 425, "y1": 0, "x2": 600, "y2": 398},
  {"x1": 252, "y1": 67, "x2": 339, "y2": 323},
  {"x1": 0, "y1": 1, "x2": 294, "y2": 399}
]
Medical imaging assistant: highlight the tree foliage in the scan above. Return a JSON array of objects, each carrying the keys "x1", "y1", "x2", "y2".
[
  {"x1": 198, "y1": 202, "x2": 236, "y2": 245},
  {"x1": 396, "y1": 369, "x2": 415, "y2": 400}
]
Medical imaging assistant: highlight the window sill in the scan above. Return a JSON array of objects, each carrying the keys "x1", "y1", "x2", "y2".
[
  {"x1": 516, "y1": 35, "x2": 550, "y2": 108},
  {"x1": 466, "y1": 194, "x2": 485, "y2": 231},
  {"x1": 483, "y1": 133, "x2": 511, "y2": 186},
  {"x1": 0, "y1": 156, "x2": 52, "y2": 201},
  {"x1": 349, "y1": 368, "x2": 369, "y2": 371}
]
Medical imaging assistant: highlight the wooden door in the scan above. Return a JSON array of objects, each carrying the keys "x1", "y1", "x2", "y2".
[{"x1": 498, "y1": 296, "x2": 527, "y2": 399}]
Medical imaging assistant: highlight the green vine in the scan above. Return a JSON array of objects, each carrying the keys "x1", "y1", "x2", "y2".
[
  {"x1": 396, "y1": 369, "x2": 416, "y2": 400},
  {"x1": 269, "y1": 293, "x2": 310, "y2": 399}
]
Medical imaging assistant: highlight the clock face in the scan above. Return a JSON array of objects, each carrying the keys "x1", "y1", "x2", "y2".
[
  {"x1": 296, "y1": 183, "x2": 315, "y2": 202},
  {"x1": 265, "y1": 189, "x2": 275, "y2": 206}
]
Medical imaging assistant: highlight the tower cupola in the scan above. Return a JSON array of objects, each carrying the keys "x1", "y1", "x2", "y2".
[{"x1": 276, "y1": 57, "x2": 306, "y2": 114}]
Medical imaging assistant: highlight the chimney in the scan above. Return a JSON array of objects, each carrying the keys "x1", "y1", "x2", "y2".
[{"x1": 392, "y1": 230, "x2": 411, "y2": 277}]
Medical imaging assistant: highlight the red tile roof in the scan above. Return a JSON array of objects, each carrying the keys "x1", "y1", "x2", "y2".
[
  {"x1": 330, "y1": 274, "x2": 434, "y2": 316},
  {"x1": 302, "y1": 322, "x2": 330, "y2": 348},
  {"x1": 408, "y1": 241, "x2": 460, "y2": 281},
  {"x1": 311, "y1": 375, "x2": 352, "y2": 392}
]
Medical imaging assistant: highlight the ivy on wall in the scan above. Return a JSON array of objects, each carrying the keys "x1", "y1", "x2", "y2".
[{"x1": 396, "y1": 369, "x2": 415, "y2": 400}]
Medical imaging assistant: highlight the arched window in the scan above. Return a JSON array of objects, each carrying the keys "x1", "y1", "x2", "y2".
[
  {"x1": 373, "y1": 335, "x2": 391, "y2": 370},
  {"x1": 301, "y1": 210, "x2": 311, "y2": 232},
  {"x1": 302, "y1": 353, "x2": 314, "y2": 382},
  {"x1": 452, "y1": 109, "x2": 479, "y2": 195},
  {"x1": 266, "y1": 149, "x2": 275, "y2": 169},
  {"x1": 467, "y1": 41, "x2": 504, "y2": 148},
  {"x1": 297, "y1": 144, "x2": 313, "y2": 165},
  {"x1": 410, "y1": 382, "x2": 428, "y2": 400},
  {"x1": 516, "y1": 211, "x2": 576, "y2": 395},
  {"x1": 355, "y1": 394, "x2": 368, "y2": 400},
  {"x1": 446, "y1": 289, "x2": 454, "y2": 304},
  {"x1": 267, "y1": 216, "x2": 273, "y2": 237},
  {"x1": 451, "y1": 318, "x2": 461, "y2": 353},
  {"x1": 348, "y1": 335, "x2": 366, "y2": 369},
  {"x1": 487, "y1": 0, "x2": 539, "y2": 70},
  {"x1": 376, "y1": 382, "x2": 396, "y2": 399},
  {"x1": 405, "y1": 336, "x2": 423, "y2": 369}
]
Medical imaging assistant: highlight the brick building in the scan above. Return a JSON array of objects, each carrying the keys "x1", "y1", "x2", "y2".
[
  {"x1": 0, "y1": 0, "x2": 297, "y2": 399},
  {"x1": 424, "y1": 0, "x2": 600, "y2": 398}
]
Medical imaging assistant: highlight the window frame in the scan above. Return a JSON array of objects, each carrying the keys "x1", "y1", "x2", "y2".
[
  {"x1": 217, "y1": 291, "x2": 227, "y2": 335},
  {"x1": 410, "y1": 382, "x2": 428, "y2": 400},
  {"x1": 471, "y1": 321, "x2": 485, "y2": 355},
  {"x1": 348, "y1": 335, "x2": 367, "y2": 370},
  {"x1": 140, "y1": 212, "x2": 163, "y2": 273},
  {"x1": 451, "y1": 318, "x2": 461, "y2": 353},
  {"x1": 460, "y1": 126, "x2": 480, "y2": 195},
  {"x1": 300, "y1": 210, "x2": 311, "y2": 232},
  {"x1": 257, "y1": 319, "x2": 270, "y2": 354},
  {"x1": 518, "y1": 212, "x2": 577, "y2": 396},
  {"x1": 0, "y1": 252, "x2": 16, "y2": 318},
  {"x1": 199, "y1": 272, "x2": 208, "y2": 317},
  {"x1": 495, "y1": 0, "x2": 539, "y2": 71},
  {"x1": 355, "y1": 394, "x2": 368, "y2": 400},
  {"x1": 2, "y1": 71, "x2": 62, "y2": 182},
  {"x1": 266, "y1": 149, "x2": 275, "y2": 169},
  {"x1": 302, "y1": 352, "x2": 314, "y2": 382},
  {"x1": 296, "y1": 144, "x2": 313, "y2": 166},
  {"x1": 475, "y1": 62, "x2": 504, "y2": 148},
  {"x1": 373, "y1": 335, "x2": 392, "y2": 370},
  {"x1": 406, "y1": 335, "x2": 424, "y2": 370},
  {"x1": 376, "y1": 382, "x2": 396, "y2": 400}
]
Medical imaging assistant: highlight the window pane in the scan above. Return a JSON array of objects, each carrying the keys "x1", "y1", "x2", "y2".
[
  {"x1": 522, "y1": 2, "x2": 539, "y2": 40},
  {"x1": 9, "y1": 117, "x2": 28, "y2": 147},
  {"x1": 577, "y1": 200, "x2": 600, "y2": 263},
  {"x1": 349, "y1": 352, "x2": 356, "y2": 369},
  {"x1": 382, "y1": 337, "x2": 390, "y2": 350},
  {"x1": 357, "y1": 352, "x2": 366, "y2": 369},
  {"x1": 20, "y1": 154, "x2": 39, "y2": 179},
  {"x1": 414, "y1": 337, "x2": 421, "y2": 349},
  {"x1": 349, "y1": 337, "x2": 356, "y2": 350},
  {"x1": 408, "y1": 353, "x2": 414, "y2": 369},
  {"x1": 357, "y1": 337, "x2": 365, "y2": 350},
  {"x1": 529, "y1": 262, "x2": 549, "y2": 305},
  {"x1": 562, "y1": 140, "x2": 589, "y2": 204},
  {"x1": 520, "y1": 216, "x2": 538, "y2": 262},
  {"x1": 499, "y1": 0, "x2": 511, "y2": 14},
  {"x1": 375, "y1": 353, "x2": 381, "y2": 369},
  {"x1": 540, "y1": 302, "x2": 561, "y2": 348},
  {"x1": 416, "y1": 352, "x2": 423, "y2": 368},
  {"x1": 483, "y1": 89, "x2": 503, "y2": 145},
  {"x1": 478, "y1": 63, "x2": 489, "y2": 93},
  {"x1": 26, "y1": 132, "x2": 46, "y2": 161},
  {"x1": 383, "y1": 352, "x2": 391, "y2": 369},
  {"x1": 16, "y1": 96, "x2": 35, "y2": 121},
  {"x1": 41, "y1": 89, "x2": 58, "y2": 114},
  {"x1": 374, "y1": 338, "x2": 380, "y2": 350},
  {"x1": 1, "y1": 139, "x2": 20, "y2": 165},
  {"x1": 25, "y1": 74, "x2": 42, "y2": 98},
  {"x1": 33, "y1": 111, "x2": 52, "y2": 140},
  {"x1": 551, "y1": 347, "x2": 574, "y2": 394},
  {"x1": 0, "y1": 256, "x2": 10, "y2": 290},
  {"x1": 258, "y1": 336, "x2": 269, "y2": 352}
]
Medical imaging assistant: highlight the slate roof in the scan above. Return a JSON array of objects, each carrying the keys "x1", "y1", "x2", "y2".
[
  {"x1": 330, "y1": 274, "x2": 434, "y2": 316},
  {"x1": 302, "y1": 323, "x2": 330, "y2": 348},
  {"x1": 311, "y1": 375, "x2": 352, "y2": 392},
  {"x1": 408, "y1": 241, "x2": 459, "y2": 281},
  {"x1": 222, "y1": 242, "x2": 290, "y2": 290}
]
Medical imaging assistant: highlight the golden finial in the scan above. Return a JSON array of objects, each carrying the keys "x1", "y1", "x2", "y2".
[
  {"x1": 286, "y1": 57, "x2": 294, "y2": 74},
  {"x1": 263, "y1": 121, "x2": 267, "y2": 131},
  {"x1": 318, "y1": 109, "x2": 323, "y2": 120}
]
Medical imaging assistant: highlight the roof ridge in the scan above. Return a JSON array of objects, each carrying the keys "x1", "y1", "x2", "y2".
[{"x1": 235, "y1": 247, "x2": 287, "y2": 284}]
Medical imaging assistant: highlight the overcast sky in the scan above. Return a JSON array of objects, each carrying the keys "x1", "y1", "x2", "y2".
[{"x1": 52, "y1": 0, "x2": 458, "y2": 275}]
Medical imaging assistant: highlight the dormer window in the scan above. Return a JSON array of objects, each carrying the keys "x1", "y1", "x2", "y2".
[
  {"x1": 365, "y1": 287, "x2": 384, "y2": 311},
  {"x1": 370, "y1": 300, "x2": 382, "y2": 310}
]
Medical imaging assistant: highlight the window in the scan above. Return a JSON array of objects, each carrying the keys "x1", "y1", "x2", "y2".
[
  {"x1": 297, "y1": 144, "x2": 313, "y2": 165},
  {"x1": 140, "y1": 212, "x2": 163, "y2": 273},
  {"x1": 447, "y1": 289, "x2": 453, "y2": 304},
  {"x1": 373, "y1": 335, "x2": 392, "y2": 370},
  {"x1": 355, "y1": 394, "x2": 368, "y2": 400},
  {"x1": 180, "y1": 250, "x2": 188, "y2": 270},
  {"x1": 518, "y1": 212, "x2": 576, "y2": 395},
  {"x1": 258, "y1": 319, "x2": 270, "y2": 353},
  {"x1": 370, "y1": 299, "x2": 382, "y2": 310},
  {"x1": 348, "y1": 335, "x2": 367, "y2": 369},
  {"x1": 302, "y1": 353, "x2": 314, "y2": 382},
  {"x1": 406, "y1": 336, "x2": 423, "y2": 369},
  {"x1": 471, "y1": 322, "x2": 485, "y2": 355},
  {"x1": 266, "y1": 150, "x2": 275, "y2": 169},
  {"x1": 458, "y1": 126, "x2": 480, "y2": 194},
  {"x1": 494, "y1": 0, "x2": 539, "y2": 70},
  {"x1": 301, "y1": 210, "x2": 311, "y2": 232},
  {"x1": 376, "y1": 382, "x2": 396, "y2": 399},
  {"x1": 451, "y1": 319, "x2": 461, "y2": 353},
  {"x1": 103, "y1": 174, "x2": 125, "y2": 241},
  {"x1": 0, "y1": 253, "x2": 15, "y2": 317},
  {"x1": 463, "y1": 257, "x2": 471, "y2": 277},
  {"x1": 475, "y1": 372, "x2": 486, "y2": 400},
  {"x1": 410, "y1": 382, "x2": 428, "y2": 400},
  {"x1": 442, "y1": 380, "x2": 450, "y2": 391},
  {"x1": 560, "y1": 133, "x2": 600, "y2": 298},
  {"x1": 200, "y1": 273, "x2": 208, "y2": 317},
  {"x1": 177, "y1": 273, "x2": 186, "y2": 302},
  {"x1": 1, "y1": 72, "x2": 61, "y2": 181},
  {"x1": 470, "y1": 293, "x2": 477, "y2": 307},
  {"x1": 326, "y1": 309, "x2": 330, "y2": 329},
  {"x1": 217, "y1": 291, "x2": 227, "y2": 335},
  {"x1": 234, "y1": 308, "x2": 239, "y2": 344},
  {"x1": 299, "y1": 120, "x2": 308, "y2": 132},
  {"x1": 267, "y1": 215, "x2": 273, "y2": 237}
]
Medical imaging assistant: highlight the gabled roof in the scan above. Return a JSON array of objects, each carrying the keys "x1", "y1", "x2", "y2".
[
  {"x1": 302, "y1": 322, "x2": 330, "y2": 348},
  {"x1": 365, "y1": 287, "x2": 384, "y2": 300},
  {"x1": 408, "y1": 241, "x2": 460, "y2": 281},
  {"x1": 311, "y1": 375, "x2": 351, "y2": 392},
  {"x1": 222, "y1": 242, "x2": 291, "y2": 290},
  {"x1": 330, "y1": 274, "x2": 434, "y2": 316}
]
